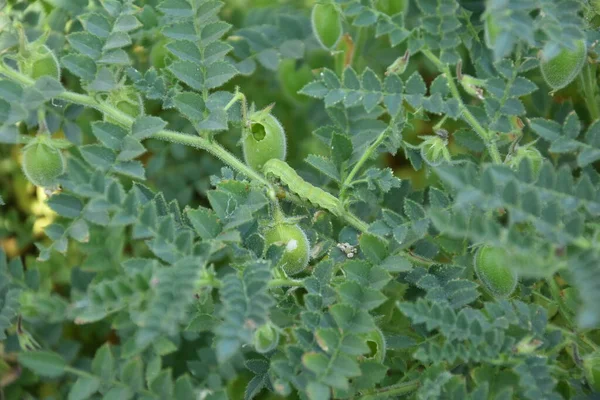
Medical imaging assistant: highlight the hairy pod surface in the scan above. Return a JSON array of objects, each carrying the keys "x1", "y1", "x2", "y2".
[
  {"x1": 21, "y1": 137, "x2": 66, "y2": 188},
  {"x1": 540, "y1": 39, "x2": 587, "y2": 90},
  {"x1": 278, "y1": 59, "x2": 314, "y2": 103},
  {"x1": 253, "y1": 323, "x2": 279, "y2": 353},
  {"x1": 484, "y1": 14, "x2": 500, "y2": 50},
  {"x1": 474, "y1": 246, "x2": 518, "y2": 298},
  {"x1": 366, "y1": 328, "x2": 386, "y2": 363},
  {"x1": 311, "y1": 3, "x2": 343, "y2": 51},
  {"x1": 243, "y1": 113, "x2": 287, "y2": 171},
  {"x1": 150, "y1": 39, "x2": 170, "y2": 69},
  {"x1": 264, "y1": 223, "x2": 310, "y2": 276},
  {"x1": 376, "y1": 0, "x2": 409, "y2": 15}
]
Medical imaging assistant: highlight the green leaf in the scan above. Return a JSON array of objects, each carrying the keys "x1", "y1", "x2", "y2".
[
  {"x1": 132, "y1": 116, "x2": 167, "y2": 140},
  {"x1": 204, "y1": 61, "x2": 237, "y2": 89},
  {"x1": 87, "y1": 66, "x2": 117, "y2": 91},
  {"x1": 359, "y1": 233, "x2": 388, "y2": 263},
  {"x1": 98, "y1": 49, "x2": 130, "y2": 65},
  {"x1": 91, "y1": 122, "x2": 127, "y2": 150},
  {"x1": 306, "y1": 382, "x2": 330, "y2": 400},
  {"x1": 300, "y1": 81, "x2": 328, "y2": 98},
  {"x1": 80, "y1": 144, "x2": 116, "y2": 169},
  {"x1": 362, "y1": 68, "x2": 383, "y2": 112},
  {"x1": 163, "y1": 21, "x2": 197, "y2": 41},
  {"x1": 305, "y1": 155, "x2": 340, "y2": 182},
  {"x1": 48, "y1": 194, "x2": 83, "y2": 218},
  {"x1": 330, "y1": 304, "x2": 375, "y2": 333},
  {"x1": 331, "y1": 133, "x2": 353, "y2": 168},
  {"x1": 169, "y1": 61, "x2": 204, "y2": 90},
  {"x1": 68, "y1": 32, "x2": 103, "y2": 59},
  {"x1": 117, "y1": 136, "x2": 145, "y2": 161},
  {"x1": 302, "y1": 352, "x2": 329, "y2": 375},
  {"x1": 528, "y1": 118, "x2": 561, "y2": 141},
  {"x1": 158, "y1": 0, "x2": 193, "y2": 17},
  {"x1": 149, "y1": 369, "x2": 174, "y2": 398},
  {"x1": 18, "y1": 351, "x2": 66, "y2": 378},
  {"x1": 186, "y1": 207, "x2": 221, "y2": 239},
  {"x1": 34, "y1": 76, "x2": 64, "y2": 99},
  {"x1": 103, "y1": 32, "x2": 132, "y2": 51},
  {"x1": 201, "y1": 21, "x2": 231, "y2": 44},
  {"x1": 61, "y1": 54, "x2": 97, "y2": 81},
  {"x1": 167, "y1": 41, "x2": 202, "y2": 64},
  {"x1": 80, "y1": 13, "x2": 111, "y2": 39},
  {"x1": 174, "y1": 375, "x2": 196, "y2": 400},
  {"x1": 173, "y1": 92, "x2": 206, "y2": 121},
  {"x1": 337, "y1": 281, "x2": 387, "y2": 310},
  {"x1": 114, "y1": 15, "x2": 141, "y2": 33},
  {"x1": 0, "y1": 80, "x2": 23, "y2": 102},
  {"x1": 91, "y1": 343, "x2": 115, "y2": 381},
  {"x1": 68, "y1": 376, "x2": 101, "y2": 400}
]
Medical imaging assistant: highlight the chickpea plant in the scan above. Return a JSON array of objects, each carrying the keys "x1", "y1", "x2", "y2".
[{"x1": 2, "y1": 0, "x2": 600, "y2": 399}]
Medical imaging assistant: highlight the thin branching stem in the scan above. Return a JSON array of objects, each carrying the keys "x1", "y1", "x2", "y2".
[
  {"x1": 0, "y1": 62, "x2": 371, "y2": 233},
  {"x1": 421, "y1": 50, "x2": 502, "y2": 164}
]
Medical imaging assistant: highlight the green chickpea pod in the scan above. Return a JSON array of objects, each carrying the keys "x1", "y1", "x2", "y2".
[
  {"x1": 311, "y1": 3, "x2": 343, "y2": 51},
  {"x1": 253, "y1": 322, "x2": 279, "y2": 353},
  {"x1": 242, "y1": 112, "x2": 287, "y2": 171},
  {"x1": 264, "y1": 222, "x2": 310, "y2": 276},
  {"x1": 21, "y1": 135, "x2": 66, "y2": 188},
  {"x1": 540, "y1": 39, "x2": 587, "y2": 90},
  {"x1": 474, "y1": 246, "x2": 519, "y2": 298}
]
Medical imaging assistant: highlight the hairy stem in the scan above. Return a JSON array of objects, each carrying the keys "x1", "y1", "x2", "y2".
[
  {"x1": 0, "y1": 62, "x2": 372, "y2": 233},
  {"x1": 339, "y1": 126, "x2": 388, "y2": 201},
  {"x1": 0, "y1": 62, "x2": 270, "y2": 186},
  {"x1": 421, "y1": 50, "x2": 502, "y2": 164}
]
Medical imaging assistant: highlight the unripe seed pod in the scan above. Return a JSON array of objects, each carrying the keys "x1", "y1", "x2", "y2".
[
  {"x1": 311, "y1": 3, "x2": 343, "y2": 51},
  {"x1": 540, "y1": 39, "x2": 587, "y2": 90},
  {"x1": 376, "y1": 0, "x2": 409, "y2": 15},
  {"x1": 264, "y1": 223, "x2": 309, "y2": 276},
  {"x1": 278, "y1": 59, "x2": 314, "y2": 103},
  {"x1": 365, "y1": 328, "x2": 386, "y2": 362},
  {"x1": 150, "y1": 39, "x2": 170, "y2": 69},
  {"x1": 243, "y1": 113, "x2": 286, "y2": 171},
  {"x1": 253, "y1": 323, "x2": 279, "y2": 353},
  {"x1": 484, "y1": 14, "x2": 500, "y2": 50},
  {"x1": 474, "y1": 246, "x2": 518, "y2": 298},
  {"x1": 21, "y1": 137, "x2": 66, "y2": 188}
]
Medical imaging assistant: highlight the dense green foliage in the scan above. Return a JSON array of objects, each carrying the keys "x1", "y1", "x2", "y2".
[{"x1": 1, "y1": 0, "x2": 600, "y2": 399}]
